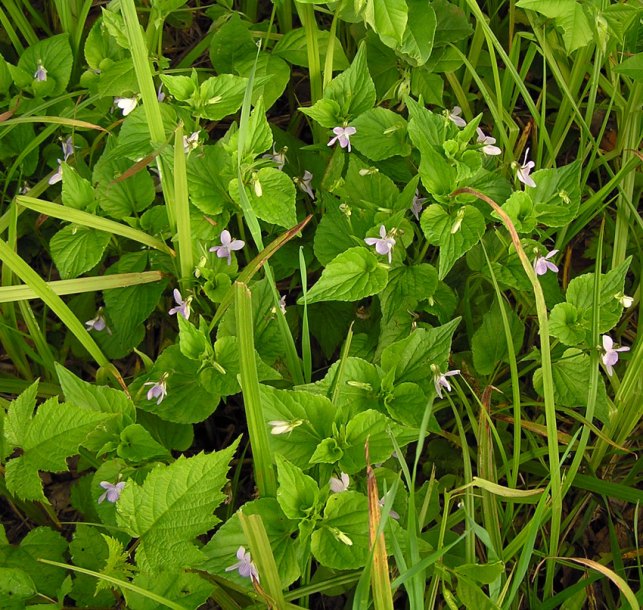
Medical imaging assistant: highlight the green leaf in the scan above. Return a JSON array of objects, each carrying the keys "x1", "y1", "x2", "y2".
[
  {"x1": 61, "y1": 165, "x2": 95, "y2": 211},
  {"x1": 529, "y1": 161, "x2": 581, "y2": 227},
  {"x1": 431, "y1": 0, "x2": 473, "y2": 47},
  {"x1": 260, "y1": 385, "x2": 336, "y2": 470},
  {"x1": 18, "y1": 34, "x2": 73, "y2": 96},
  {"x1": 239, "y1": 97, "x2": 273, "y2": 160},
  {"x1": 365, "y1": 0, "x2": 409, "y2": 48},
  {"x1": 275, "y1": 455, "x2": 320, "y2": 520},
  {"x1": 208, "y1": 13, "x2": 256, "y2": 74},
  {"x1": 126, "y1": 571, "x2": 214, "y2": 610},
  {"x1": 229, "y1": 167, "x2": 297, "y2": 229},
  {"x1": 500, "y1": 191, "x2": 537, "y2": 234},
  {"x1": 187, "y1": 143, "x2": 234, "y2": 216},
  {"x1": 324, "y1": 43, "x2": 376, "y2": 121},
  {"x1": 472, "y1": 300, "x2": 525, "y2": 375},
  {"x1": 117, "y1": 424, "x2": 172, "y2": 463},
  {"x1": 159, "y1": 73, "x2": 196, "y2": 101},
  {"x1": 5, "y1": 398, "x2": 109, "y2": 502},
  {"x1": 178, "y1": 316, "x2": 211, "y2": 361},
  {"x1": 49, "y1": 225, "x2": 111, "y2": 280},
  {"x1": 4, "y1": 381, "x2": 39, "y2": 449},
  {"x1": 274, "y1": 28, "x2": 349, "y2": 70},
  {"x1": 516, "y1": 0, "x2": 594, "y2": 54},
  {"x1": 351, "y1": 107, "x2": 411, "y2": 160},
  {"x1": 548, "y1": 302, "x2": 586, "y2": 346},
  {"x1": 399, "y1": 0, "x2": 436, "y2": 66},
  {"x1": 196, "y1": 74, "x2": 248, "y2": 120},
  {"x1": 298, "y1": 247, "x2": 388, "y2": 304},
  {"x1": 235, "y1": 53, "x2": 290, "y2": 110},
  {"x1": 380, "y1": 263, "x2": 438, "y2": 323},
  {"x1": 116, "y1": 440, "x2": 239, "y2": 573},
  {"x1": 380, "y1": 318, "x2": 460, "y2": 393},
  {"x1": 311, "y1": 491, "x2": 370, "y2": 569},
  {"x1": 0, "y1": 568, "x2": 36, "y2": 606},
  {"x1": 200, "y1": 498, "x2": 300, "y2": 588},
  {"x1": 533, "y1": 349, "x2": 610, "y2": 423},
  {"x1": 299, "y1": 98, "x2": 343, "y2": 129},
  {"x1": 420, "y1": 204, "x2": 486, "y2": 279},
  {"x1": 613, "y1": 52, "x2": 643, "y2": 82}
]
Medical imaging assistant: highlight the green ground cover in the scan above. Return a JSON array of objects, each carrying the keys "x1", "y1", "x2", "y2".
[{"x1": 0, "y1": 0, "x2": 640, "y2": 608}]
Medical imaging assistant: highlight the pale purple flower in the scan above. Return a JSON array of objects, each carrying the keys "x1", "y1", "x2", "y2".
[
  {"x1": 378, "y1": 491, "x2": 400, "y2": 520},
  {"x1": 114, "y1": 96, "x2": 138, "y2": 116},
  {"x1": 279, "y1": 294, "x2": 287, "y2": 315},
  {"x1": 297, "y1": 170, "x2": 315, "y2": 199},
  {"x1": 48, "y1": 160, "x2": 63, "y2": 185},
  {"x1": 182, "y1": 131, "x2": 200, "y2": 154},
  {"x1": 262, "y1": 145, "x2": 287, "y2": 170},
  {"x1": 209, "y1": 230, "x2": 245, "y2": 265},
  {"x1": 448, "y1": 106, "x2": 466, "y2": 128},
  {"x1": 516, "y1": 148, "x2": 536, "y2": 188},
  {"x1": 411, "y1": 190, "x2": 427, "y2": 220},
  {"x1": 476, "y1": 128, "x2": 501, "y2": 156},
  {"x1": 329, "y1": 472, "x2": 350, "y2": 493},
  {"x1": 98, "y1": 481, "x2": 125, "y2": 504},
  {"x1": 364, "y1": 225, "x2": 396, "y2": 264},
  {"x1": 533, "y1": 249, "x2": 559, "y2": 276},
  {"x1": 62, "y1": 137, "x2": 75, "y2": 161},
  {"x1": 157, "y1": 83, "x2": 165, "y2": 102},
  {"x1": 144, "y1": 374, "x2": 168, "y2": 405},
  {"x1": 225, "y1": 546, "x2": 259, "y2": 583},
  {"x1": 431, "y1": 364, "x2": 460, "y2": 398},
  {"x1": 168, "y1": 289, "x2": 191, "y2": 320},
  {"x1": 328, "y1": 126, "x2": 356, "y2": 152},
  {"x1": 34, "y1": 62, "x2": 47, "y2": 82},
  {"x1": 85, "y1": 310, "x2": 108, "y2": 332},
  {"x1": 601, "y1": 335, "x2": 629, "y2": 376}
]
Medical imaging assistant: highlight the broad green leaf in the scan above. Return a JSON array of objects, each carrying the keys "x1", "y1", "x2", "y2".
[
  {"x1": 69, "y1": 525, "x2": 113, "y2": 608},
  {"x1": 117, "y1": 103, "x2": 178, "y2": 159},
  {"x1": 196, "y1": 74, "x2": 248, "y2": 120},
  {"x1": 548, "y1": 302, "x2": 586, "y2": 346},
  {"x1": 533, "y1": 349, "x2": 610, "y2": 423},
  {"x1": 385, "y1": 382, "x2": 436, "y2": 429},
  {"x1": 49, "y1": 225, "x2": 111, "y2": 280},
  {"x1": 274, "y1": 28, "x2": 349, "y2": 70},
  {"x1": 238, "y1": 97, "x2": 273, "y2": 160},
  {"x1": 17, "y1": 34, "x2": 73, "y2": 96},
  {"x1": 472, "y1": 301, "x2": 525, "y2": 375},
  {"x1": 380, "y1": 318, "x2": 460, "y2": 393},
  {"x1": 229, "y1": 167, "x2": 297, "y2": 229},
  {"x1": 529, "y1": 161, "x2": 581, "y2": 227},
  {"x1": 187, "y1": 143, "x2": 234, "y2": 216},
  {"x1": 178, "y1": 316, "x2": 211, "y2": 362},
  {"x1": 336, "y1": 155, "x2": 400, "y2": 209},
  {"x1": 351, "y1": 107, "x2": 411, "y2": 160},
  {"x1": 410, "y1": 68, "x2": 444, "y2": 105},
  {"x1": 365, "y1": 0, "x2": 409, "y2": 48},
  {"x1": 421, "y1": 204, "x2": 486, "y2": 278},
  {"x1": 275, "y1": 455, "x2": 320, "y2": 520},
  {"x1": 117, "y1": 424, "x2": 172, "y2": 462},
  {"x1": 200, "y1": 498, "x2": 300, "y2": 588},
  {"x1": 516, "y1": 0, "x2": 594, "y2": 54},
  {"x1": 126, "y1": 571, "x2": 214, "y2": 610},
  {"x1": 159, "y1": 73, "x2": 196, "y2": 101},
  {"x1": 62, "y1": 165, "x2": 95, "y2": 211},
  {"x1": 380, "y1": 263, "x2": 438, "y2": 323},
  {"x1": 260, "y1": 385, "x2": 336, "y2": 470},
  {"x1": 84, "y1": 13, "x2": 128, "y2": 70},
  {"x1": 116, "y1": 440, "x2": 239, "y2": 572},
  {"x1": 613, "y1": 52, "x2": 643, "y2": 82},
  {"x1": 5, "y1": 397, "x2": 109, "y2": 502},
  {"x1": 431, "y1": 0, "x2": 474, "y2": 47},
  {"x1": 299, "y1": 98, "x2": 342, "y2": 129},
  {"x1": 0, "y1": 567, "x2": 36, "y2": 606},
  {"x1": 500, "y1": 191, "x2": 537, "y2": 234},
  {"x1": 208, "y1": 13, "x2": 256, "y2": 74},
  {"x1": 298, "y1": 247, "x2": 388, "y2": 304},
  {"x1": 324, "y1": 43, "x2": 376, "y2": 120},
  {"x1": 235, "y1": 53, "x2": 290, "y2": 110},
  {"x1": 4, "y1": 381, "x2": 39, "y2": 449},
  {"x1": 311, "y1": 492, "x2": 370, "y2": 569},
  {"x1": 399, "y1": 0, "x2": 436, "y2": 66}
]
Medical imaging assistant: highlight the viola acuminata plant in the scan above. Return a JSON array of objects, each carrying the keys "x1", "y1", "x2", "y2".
[{"x1": 0, "y1": 1, "x2": 638, "y2": 609}]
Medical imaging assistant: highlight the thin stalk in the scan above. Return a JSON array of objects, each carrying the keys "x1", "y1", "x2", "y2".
[
  {"x1": 299, "y1": 247, "x2": 312, "y2": 383},
  {"x1": 172, "y1": 124, "x2": 194, "y2": 282}
]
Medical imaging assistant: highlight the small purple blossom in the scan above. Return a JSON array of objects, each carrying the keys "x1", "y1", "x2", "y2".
[
  {"x1": 329, "y1": 472, "x2": 350, "y2": 493},
  {"x1": 328, "y1": 126, "x2": 356, "y2": 152},
  {"x1": 601, "y1": 335, "x2": 629, "y2": 376},
  {"x1": 144, "y1": 374, "x2": 168, "y2": 405},
  {"x1": 48, "y1": 160, "x2": 63, "y2": 185},
  {"x1": 476, "y1": 128, "x2": 501, "y2": 156},
  {"x1": 431, "y1": 364, "x2": 460, "y2": 399},
  {"x1": 85, "y1": 310, "x2": 108, "y2": 332},
  {"x1": 114, "y1": 96, "x2": 138, "y2": 116},
  {"x1": 262, "y1": 145, "x2": 287, "y2": 170},
  {"x1": 182, "y1": 131, "x2": 200, "y2": 154},
  {"x1": 516, "y1": 148, "x2": 536, "y2": 188},
  {"x1": 34, "y1": 62, "x2": 48, "y2": 82},
  {"x1": 209, "y1": 230, "x2": 245, "y2": 265},
  {"x1": 411, "y1": 190, "x2": 427, "y2": 221},
  {"x1": 379, "y1": 491, "x2": 400, "y2": 520},
  {"x1": 168, "y1": 289, "x2": 191, "y2": 320},
  {"x1": 62, "y1": 137, "x2": 75, "y2": 161},
  {"x1": 533, "y1": 249, "x2": 559, "y2": 276},
  {"x1": 98, "y1": 481, "x2": 125, "y2": 504},
  {"x1": 297, "y1": 170, "x2": 315, "y2": 200},
  {"x1": 364, "y1": 225, "x2": 396, "y2": 264},
  {"x1": 225, "y1": 546, "x2": 259, "y2": 583},
  {"x1": 448, "y1": 106, "x2": 466, "y2": 128},
  {"x1": 279, "y1": 294, "x2": 287, "y2": 315},
  {"x1": 157, "y1": 83, "x2": 165, "y2": 102}
]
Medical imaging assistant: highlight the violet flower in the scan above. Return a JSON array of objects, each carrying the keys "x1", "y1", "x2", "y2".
[
  {"x1": 411, "y1": 190, "x2": 427, "y2": 221},
  {"x1": 85, "y1": 310, "x2": 108, "y2": 332},
  {"x1": 182, "y1": 131, "x2": 200, "y2": 154},
  {"x1": 225, "y1": 546, "x2": 259, "y2": 583},
  {"x1": 114, "y1": 96, "x2": 138, "y2": 116},
  {"x1": 601, "y1": 335, "x2": 629, "y2": 376},
  {"x1": 48, "y1": 160, "x2": 63, "y2": 185},
  {"x1": 329, "y1": 472, "x2": 350, "y2": 493},
  {"x1": 448, "y1": 106, "x2": 466, "y2": 128},
  {"x1": 378, "y1": 491, "x2": 400, "y2": 520},
  {"x1": 431, "y1": 364, "x2": 460, "y2": 399},
  {"x1": 364, "y1": 225, "x2": 396, "y2": 264},
  {"x1": 157, "y1": 83, "x2": 165, "y2": 102},
  {"x1": 515, "y1": 148, "x2": 536, "y2": 188},
  {"x1": 476, "y1": 128, "x2": 501, "y2": 156},
  {"x1": 34, "y1": 62, "x2": 48, "y2": 82},
  {"x1": 209, "y1": 230, "x2": 245, "y2": 265},
  {"x1": 296, "y1": 170, "x2": 315, "y2": 200},
  {"x1": 328, "y1": 126, "x2": 356, "y2": 152},
  {"x1": 168, "y1": 289, "x2": 191, "y2": 320},
  {"x1": 98, "y1": 481, "x2": 125, "y2": 504},
  {"x1": 144, "y1": 374, "x2": 168, "y2": 405},
  {"x1": 62, "y1": 137, "x2": 75, "y2": 161},
  {"x1": 533, "y1": 249, "x2": 559, "y2": 276},
  {"x1": 262, "y1": 145, "x2": 288, "y2": 170},
  {"x1": 279, "y1": 294, "x2": 287, "y2": 315}
]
